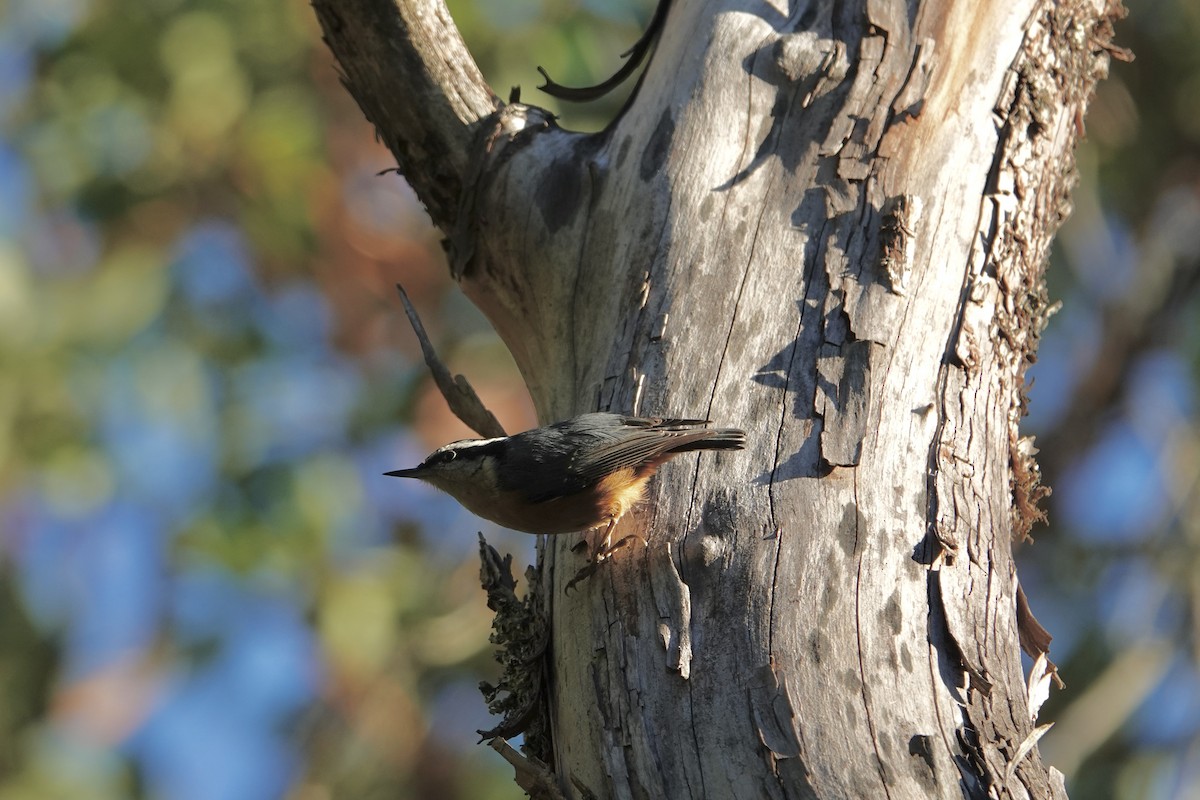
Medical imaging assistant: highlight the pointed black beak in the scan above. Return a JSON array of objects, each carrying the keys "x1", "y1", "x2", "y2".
[{"x1": 384, "y1": 467, "x2": 423, "y2": 479}]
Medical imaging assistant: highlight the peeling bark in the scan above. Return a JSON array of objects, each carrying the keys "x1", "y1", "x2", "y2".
[{"x1": 314, "y1": 0, "x2": 1123, "y2": 797}]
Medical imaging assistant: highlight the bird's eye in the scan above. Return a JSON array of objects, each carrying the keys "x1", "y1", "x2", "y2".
[{"x1": 428, "y1": 450, "x2": 456, "y2": 466}]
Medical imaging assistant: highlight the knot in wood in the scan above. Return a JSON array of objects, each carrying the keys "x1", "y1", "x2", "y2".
[
  {"x1": 495, "y1": 102, "x2": 554, "y2": 135},
  {"x1": 771, "y1": 32, "x2": 847, "y2": 86},
  {"x1": 681, "y1": 533, "x2": 729, "y2": 573}
]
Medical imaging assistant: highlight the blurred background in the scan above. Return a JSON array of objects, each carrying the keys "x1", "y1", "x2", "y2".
[{"x1": 0, "y1": 0, "x2": 1194, "y2": 797}]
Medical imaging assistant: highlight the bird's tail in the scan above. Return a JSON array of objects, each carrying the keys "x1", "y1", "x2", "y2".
[{"x1": 668, "y1": 427, "x2": 746, "y2": 453}]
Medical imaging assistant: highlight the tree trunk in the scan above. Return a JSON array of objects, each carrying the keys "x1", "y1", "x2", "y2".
[{"x1": 312, "y1": 0, "x2": 1122, "y2": 797}]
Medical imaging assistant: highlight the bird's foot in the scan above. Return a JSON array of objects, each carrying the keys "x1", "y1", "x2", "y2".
[
  {"x1": 564, "y1": 534, "x2": 645, "y2": 594},
  {"x1": 594, "y1": 533, "x2": 644, "y2": 562}
]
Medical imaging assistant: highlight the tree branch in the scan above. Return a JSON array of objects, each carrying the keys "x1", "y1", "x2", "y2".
[
  {"x1": 396, "y1": 284, "x2": 507, "y2": 439},
  {"x1": 312, "y1": 0, "x2": 500, "y2": 231}
]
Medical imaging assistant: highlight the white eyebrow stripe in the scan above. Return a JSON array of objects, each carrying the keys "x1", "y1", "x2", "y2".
[{"x1": 441, "y1": 437, "x2": 509, "y2": 451}]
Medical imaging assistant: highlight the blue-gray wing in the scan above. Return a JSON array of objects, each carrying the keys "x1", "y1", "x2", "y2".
[{"x1": 502, "y1": 414, "x2": 744, "y2": 503}]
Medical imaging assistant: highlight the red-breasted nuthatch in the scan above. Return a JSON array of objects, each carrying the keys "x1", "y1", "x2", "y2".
[{"x1": 386, "y1": 413, "x2": 746, "y2": 557}]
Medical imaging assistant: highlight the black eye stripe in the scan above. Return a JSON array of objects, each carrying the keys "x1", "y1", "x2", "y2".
[{"x1": 426, "y1": 450, "x2": 456, "y2": 466}]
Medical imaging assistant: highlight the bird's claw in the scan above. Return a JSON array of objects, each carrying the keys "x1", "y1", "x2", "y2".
[
  {"x1": 563, "y1": 534, "x2": 645, "y2": 594},
  {"x1": 564, "y1": 563, "x2": 596, "y2": 594},
  {"x1": 595, "y1": 534, "x2": 643, "y2": 561}
]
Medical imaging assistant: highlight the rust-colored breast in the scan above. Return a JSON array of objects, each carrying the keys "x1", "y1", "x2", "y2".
[{"x1": 504, "y1": 466, "x2": 653, "y2": 534}]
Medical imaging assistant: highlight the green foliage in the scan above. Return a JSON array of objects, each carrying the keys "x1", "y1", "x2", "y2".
[{"x1": 0, "y1": 0, "x2": 649, "y2": 796}]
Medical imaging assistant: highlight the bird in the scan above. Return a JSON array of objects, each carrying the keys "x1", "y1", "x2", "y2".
[{"x1": 386, "y1": 413, "x2": 746, "y2": 584}]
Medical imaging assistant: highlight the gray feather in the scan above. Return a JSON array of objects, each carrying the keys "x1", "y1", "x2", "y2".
[{"x1": 498, "y1": 413, "x2": 746, "y2": 503}]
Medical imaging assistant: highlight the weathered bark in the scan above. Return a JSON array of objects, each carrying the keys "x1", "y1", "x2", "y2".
[{"x1": 313, "y1": 0, "x2": 1122, "y2": 797}]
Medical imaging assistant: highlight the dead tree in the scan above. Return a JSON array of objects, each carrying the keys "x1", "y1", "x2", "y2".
[{"x1": 312, "y1": 0, "x2": 1124, "y2": 796}]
